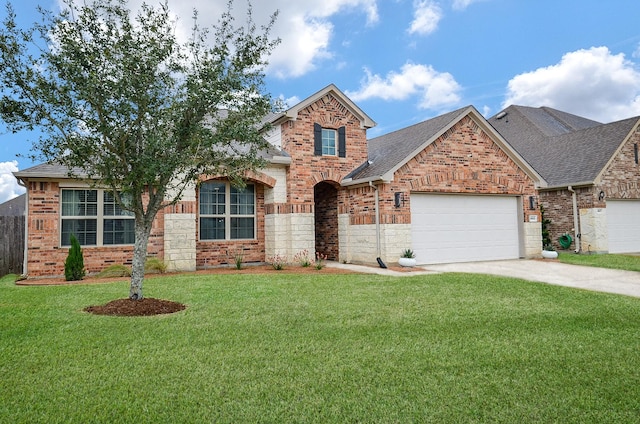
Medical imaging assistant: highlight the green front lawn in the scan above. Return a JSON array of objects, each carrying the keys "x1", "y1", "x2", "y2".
[
  {"x1": 558, "y1": 252, "x2": 640, "y2": 272},
  {"x1": 2, "y1": 272, "x2": 640, "y2": 423}
]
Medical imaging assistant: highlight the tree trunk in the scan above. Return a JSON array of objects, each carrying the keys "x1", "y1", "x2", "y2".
[{"x1": 129, "y1": 219, "x2": 152, "y2": 300}]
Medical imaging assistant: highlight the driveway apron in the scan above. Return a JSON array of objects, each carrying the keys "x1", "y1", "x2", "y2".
[{"x1": 425, "y1": 259, "x2": 640, "y2": 298}]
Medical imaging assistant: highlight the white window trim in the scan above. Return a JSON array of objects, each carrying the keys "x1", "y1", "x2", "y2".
[
  {"x1": 60, "y1": 188, "x2": 135, "y2": 247},
  {"x1": 199, "y1": 181, "x2": 257, "y2": 241},
  {"x1": 322, "y1": 128, "x2": 337, "y2": 156}
]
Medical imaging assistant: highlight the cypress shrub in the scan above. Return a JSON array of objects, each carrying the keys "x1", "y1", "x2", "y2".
[{"x1": 64, "y1": 234, "x2": 85, "y2": 281}]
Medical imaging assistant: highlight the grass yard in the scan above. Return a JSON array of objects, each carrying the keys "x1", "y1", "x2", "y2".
[
  {"x1": 2, "y1": 271, "x2": 640, "y2": 423},
  {"x1": 559, "y1": 251, "x2": 640, "y2": 272}
]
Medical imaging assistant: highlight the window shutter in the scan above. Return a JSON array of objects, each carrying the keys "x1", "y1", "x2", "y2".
[
  {"x1": 338, "y1": 126, "x2": 346, "y2": 158},
  {"x1": 314, "y1": 123, "x2": 322, "y2": 156}
]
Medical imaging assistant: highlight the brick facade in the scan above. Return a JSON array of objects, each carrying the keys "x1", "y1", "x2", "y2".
[{"x1": 25, "y1": 181, "x2": 163, "y2": 277}]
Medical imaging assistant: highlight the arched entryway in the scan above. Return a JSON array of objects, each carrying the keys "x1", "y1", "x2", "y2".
[{"x1": 314, "y1": 181, "x2": 339, "y2": 261}]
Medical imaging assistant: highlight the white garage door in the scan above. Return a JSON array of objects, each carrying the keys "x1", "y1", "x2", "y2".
[
  {"x1": 410, "y1": 194, "x2": 521, "y2": 264},
  {"x1": 606, "y1": 200, "x2": 640, "y2": 253}
]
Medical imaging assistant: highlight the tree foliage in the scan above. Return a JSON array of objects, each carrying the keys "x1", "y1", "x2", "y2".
[{"x1": 0, "y1": 0, "x2": 280, "y2": 299}]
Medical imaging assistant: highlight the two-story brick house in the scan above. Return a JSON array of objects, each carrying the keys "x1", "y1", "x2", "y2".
[{"x1": 14, "y1": 84, "x2": 545, "y2": 277}]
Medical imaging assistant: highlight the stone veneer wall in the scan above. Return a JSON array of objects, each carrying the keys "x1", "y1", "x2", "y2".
[
  {"x1": 579, "y1": 207, "x2": 608, "y2": 253},
  {"x1": 522, "y1": 222, "x2": 543, "y2": 257}
]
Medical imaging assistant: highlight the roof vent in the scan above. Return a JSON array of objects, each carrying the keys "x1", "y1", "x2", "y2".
[{"x1": 496, "y1": 111, "x2": 507, "y2": 119}]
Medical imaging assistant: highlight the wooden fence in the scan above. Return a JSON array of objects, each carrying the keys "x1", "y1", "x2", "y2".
[{"x1": 0, "y1": 216, "x2": 25, "y2": 276}]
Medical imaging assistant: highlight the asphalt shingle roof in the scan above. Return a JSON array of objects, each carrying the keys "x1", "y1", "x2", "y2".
[
  {"x1": 346, "y1": 106, "x2": 470, "y2": 181},
  {"x1": 489, "y1": 105, "x2": 639, "y2": 186},
  {"x1": 0, "y1": 193, "x2": 26, "y2": 216}
]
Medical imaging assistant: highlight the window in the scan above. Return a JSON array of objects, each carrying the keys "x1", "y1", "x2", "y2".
[
  {"x1": 61, "y1": 189, "x2": 97, "y2": 246},
  {"x1": 103, "y1": 192, "x2": 135, "y2": 245},
  {"x1": 200, "y1": 182, "x2": 255, "y2": 240},
  {"x1": 61, "y1": 189, "x2": 134, "y2": 246},
  {"x1": 314, "y1": 123, "x2": 346, "y2": 157},
  {"x1": 322, "y1": 128, "x2": 336, "y2": 156}
]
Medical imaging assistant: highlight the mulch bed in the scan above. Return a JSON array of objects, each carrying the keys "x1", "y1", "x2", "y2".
[{"x1": 83, "y1": 298, "x2": 186, "y2": 316}]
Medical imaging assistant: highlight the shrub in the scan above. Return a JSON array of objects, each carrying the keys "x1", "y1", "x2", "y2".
[
  {"x1": 64, "y1": 234, "x2": 85, "y2": 281},
  {"x1": 96, "y1": 264, "x2": 132, "y2": 278},
  {"x1": 145, "y1": 257, "x2": 168, "y2": 274}
]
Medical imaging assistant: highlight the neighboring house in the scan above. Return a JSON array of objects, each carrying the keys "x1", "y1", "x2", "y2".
[
  {"x1": 489, "y1": 105, "x2": 640, "y2": 254},
  {"x1": 0, "y1": 193, "x2": 26, "y2": 216},
  {"x1": 14, "y1": 84, "x2": 544, "y2": 277}
]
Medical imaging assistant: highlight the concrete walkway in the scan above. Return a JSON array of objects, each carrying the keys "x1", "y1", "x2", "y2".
[{"x1": 328, "y1": 259, "x2": 640, "y2": 298}]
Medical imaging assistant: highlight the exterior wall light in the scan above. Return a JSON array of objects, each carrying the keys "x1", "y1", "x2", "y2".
[{"x1": 394, "y1": 192, "x2": 404, "y2": 208}]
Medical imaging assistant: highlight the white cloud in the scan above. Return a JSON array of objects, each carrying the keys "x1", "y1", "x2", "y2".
[
  {"x1": 0, "y1": 161, "x2": 24, "y2": 204},
  {"x1": 279, "y1": 94, "x2": 301, "y2": 108},
  {"x1": 61, "y1": 0, "x2": 378, "y2": 79},
  {"x1": 408, "y1": 0, "x2": 442, "y2": 35},
  {"x1": 452, "y1": 0, "x2": 481, "y2": 10},
  {"x1": 346, "y1": 62, "x2": 462, "y2": 110},
  {"x1": 503, "y1": 47, "x2": 640, "y2": 122}
]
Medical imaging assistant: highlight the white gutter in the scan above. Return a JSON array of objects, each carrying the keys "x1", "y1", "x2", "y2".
[
  {"x1": 567, "y1": 185, "x2": 581, "y2": 253},
  {"x1": 15, "y1": 177, "x2": 28, "y2": 276},
  {"x1": 269, "y1": 156, "x2": 292, "y2": 165},
  {"x1": 368, "y1": 181, "x2": 386, "y2": 267}
]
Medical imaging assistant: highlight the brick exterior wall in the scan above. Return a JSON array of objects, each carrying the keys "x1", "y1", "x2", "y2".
[
  {"x1": 540, "y1": 125, "x2": 640, "y2": 253},
  {"x1": 599, "y1": 127, "x2": 640, "y2": 200},
  {"x1": 314, "y1": 182, "x2": 339, "y2": 260},
  {"x1": 20, "y1": 93, "x2": 551, "y2": 275},
  {"x1": 539, "y1": 187, "x2": 591, "y2": 251},
  {"x1": 267, "y1": 92, "x2": 370, "y2": 262},
  {"x1": 195, "y1": 181, "x2": 266, "y2": 268},
  {"x1": 25, "y1": 180, "x2": 163, "y2": 277},
  {"x1": 342, "y1": 116, "x2": 539, "y2": 230}
]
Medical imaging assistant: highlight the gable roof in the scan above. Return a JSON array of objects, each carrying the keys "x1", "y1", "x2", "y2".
[
  {"x1": 489, "y1": 105, "x2": 640, "y2": 186},
  {"x1": 344, "y1": 105, "x2": 542, "y2": 185},
  {"x1": 266, "y1": 84, "x2": 377, "y2": 130},
  {"x1": 0, "y1": 193, "x2": 26, "y2": 216}
]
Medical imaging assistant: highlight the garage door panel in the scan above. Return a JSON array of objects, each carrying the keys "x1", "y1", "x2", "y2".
[
  {"x1": 607, "y1": 200, "x2": 640, "y2": 253},
  {"x1": 411, "y1": 194, "x2": 520, "y2": 264}
]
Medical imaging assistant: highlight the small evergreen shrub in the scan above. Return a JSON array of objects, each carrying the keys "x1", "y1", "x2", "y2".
[{"x1": 64, "y1": 234, "x2": 85, "y2": 281}]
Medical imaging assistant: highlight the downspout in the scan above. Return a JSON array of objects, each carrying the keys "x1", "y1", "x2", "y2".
[
  {"x1": 16, "y1": 177, "x2": 28, "y2": 276},
  {"x1": 369, "y1": 181, "x2": 387, "y2": 268},
  {"x1": 567, "y1": 186, "x2": 581, "y2": 253}
]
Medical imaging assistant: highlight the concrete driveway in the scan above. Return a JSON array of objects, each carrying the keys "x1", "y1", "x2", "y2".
[{"x1": 425, "y1": 259, "x2": 640, "y2": 298}]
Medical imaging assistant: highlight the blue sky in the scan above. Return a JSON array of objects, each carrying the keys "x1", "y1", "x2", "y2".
[{"x1": 2, "y1": 0, "x2": 640, "y2": 202}]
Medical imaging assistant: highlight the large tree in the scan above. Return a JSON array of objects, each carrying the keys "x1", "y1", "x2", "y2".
[{"x1": 0, "y1": 0, "x2": 279, "y2": 299}]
